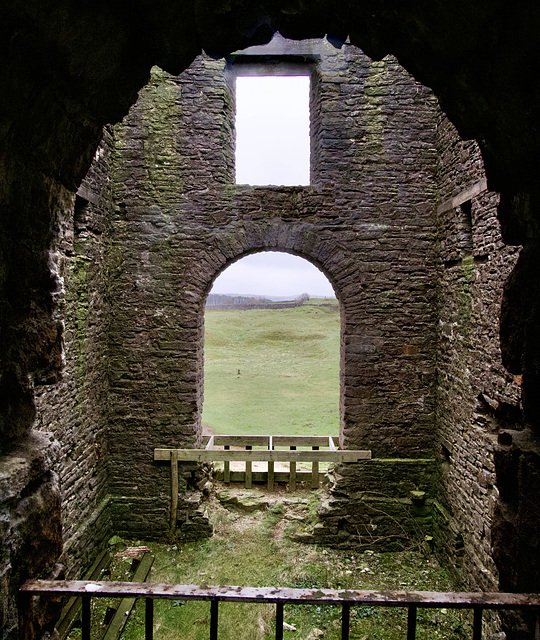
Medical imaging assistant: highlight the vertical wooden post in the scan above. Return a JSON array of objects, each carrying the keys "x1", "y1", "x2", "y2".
[
  {"x1": 290, "y1": 446, "x2": 297, "y2": 491},
  {"x1": 473, "y1": 608, "x2": 483, "y2": 640},
  {"x1": 145, "y1": 598, "x2": 154, "y2": 640},
  {"x1": 224, "y1": 445, "x2": 230, "y2": 484},
  {"x1": 169, "y1": 450, "x2": 179, "y2": 536},
  {"x1": 311, "y1": 446, "x2": 319, "y2": 489},
  {"x1": 268, "y1": 436, "x2": 275, "y2": 490},
  {"x1": 341, "y1": 603, "x2": 350, "y2": 640},
  {"x1": 406, "y1": 605, "x2": 417, "y2": 640},
  {"x1": 245, "y1": 446, "x2": 252, "y2": 489}
]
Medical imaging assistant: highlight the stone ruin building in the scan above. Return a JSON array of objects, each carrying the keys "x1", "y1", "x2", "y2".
[{"x1": 2, "y1": 3, "x2": 540, "y2": 639}]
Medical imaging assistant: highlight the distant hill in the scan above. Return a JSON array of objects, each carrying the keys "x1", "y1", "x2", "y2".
[
  {"x1": 206, "y1": 293, "x2": 272, "y2": 308},
  {"x1": 206, "y1": 293, "x2": 336, "y2": 308}
]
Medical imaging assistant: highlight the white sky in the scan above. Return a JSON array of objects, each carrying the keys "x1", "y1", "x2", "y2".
[
  {"x1": 219, "y1": 77, "x2": 325, "y2": 297},
  {"x1": 210, "y1": 252, "x2": 335, "y2": 298},
  {"x1": 235, "y1": 75, "x2": 310, "y2": 186}
]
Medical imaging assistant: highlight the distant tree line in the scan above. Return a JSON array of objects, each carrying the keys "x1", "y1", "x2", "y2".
[{"x1": 206, "y1": 293, "x2": 311, "y2": 310}]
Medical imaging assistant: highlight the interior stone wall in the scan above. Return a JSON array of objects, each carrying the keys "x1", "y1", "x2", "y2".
[
  {"x1": 434, "y1": 114, "x2": 522, "y2": 593},
  {"x1": 33, "y1": 130, "x2": 116, "y2": 577},
  {"x1": 105, "y1": 41, "x2": 440, "y2": 540}
]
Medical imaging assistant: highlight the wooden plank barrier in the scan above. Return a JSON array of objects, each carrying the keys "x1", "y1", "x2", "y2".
[
  {"x1": 154, "y1": 449, "x2": 371, "y2": 463},
  {"x1": 290, "y1": 445, "x2": 297, "y2": 491},
  {"x1": 311, "y1": 445, "x2": 320, "y2": 489},
  {"x1": 101, "y1": 554, "x2": 154, "y2": 640},
  {"x1": 55, "y1": 549, "x2": 111, "y2": 640},
  {"x1": 223, "y1": 445, "x2": 230, "y2": 484},
  {"x1": 245, "y1": 445, "x2": 252, "y2": 489},
  {"x1": 157, "y1": 436, "x2": 371, "y2": 527},
  {"x1": 169, "y1": 450, "x2": 179, "y2": 537},
  {"x1": 268, "y1": 436, "x2": 275, "y2": 490}
]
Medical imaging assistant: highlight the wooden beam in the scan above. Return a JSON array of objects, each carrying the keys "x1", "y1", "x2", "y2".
[
  {"x1": 21, "y1": 581, "x2": 540, "y2": 610},
  {"x1": 169, "y1": 450, "x2": 179, "y2": 536},
  {"x1": 215, "y1": 470, "x2": 313, "y2": 483},
  {"x1": 56, "y1": 550, "x2": 111, "y2": 640},
  {"x1": 223, "y1": 445, "x2": 230, "y2": 484},
  {"x1": 208, "y1": 435, "x2": 333, "y2": 447},
  {"x1": 208, "y1": 435, "x2": 271, "y2": 447},
  {"x1": 311, "y1": 446, "x2": 320, "y2": 489},
  {"x1": 245, "y1": 446, "x2": 252, "y2": 489},
  {"x1": 290, "y1": 445, "x2": 296, "y2": 491},
  {"x1": 101, "y1": 554, "x2": 154, "y2": 640},
  {"x1": 268, "y1": 437, "x2": 274, "y2": 490},
  {"x1": 154, "y1": 449, "x2": 371, "y2": 463}
]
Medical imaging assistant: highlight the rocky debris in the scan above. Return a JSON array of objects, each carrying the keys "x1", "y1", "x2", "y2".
[
  {"x1": 216, "y1": 489, "x2": 270, "y2": 513},
  {"x1": 114, "y1": 546, "x2": 152, "y2": 559},
  {"x1": 175, "y1": 491, "x2": 213, "y2": 542}
]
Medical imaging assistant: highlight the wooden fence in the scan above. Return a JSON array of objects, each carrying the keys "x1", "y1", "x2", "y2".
[
  {"x1": 154, "y1": 435, "x2": 371, "y2": 533},
  {"x1": 155, "y1": 435, "x2": 370, "y2": 490}
]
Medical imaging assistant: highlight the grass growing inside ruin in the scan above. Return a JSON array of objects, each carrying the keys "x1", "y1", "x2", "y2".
[
  {"x1": 95, "y1": 491, "x2": 471, "y2": 640},
  {"x1": 202, "y1": 299, "x2": 340, "y2": 436}
]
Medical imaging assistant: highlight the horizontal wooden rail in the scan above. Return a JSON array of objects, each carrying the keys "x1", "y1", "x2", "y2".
[
  {"x1": 201, "y1": 435, "x2": 339, "y2": 448},
  {"x1": 154, "y1": 449, "x2": 370, "y2": 463},
  {"x1": 19, "y1": 580, "x2": 540, "y2": 640}
]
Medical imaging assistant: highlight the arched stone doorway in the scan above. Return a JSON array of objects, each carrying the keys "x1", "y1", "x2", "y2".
[{"x1": 203, "y1": 250, "x2": 339, "y2": 437}]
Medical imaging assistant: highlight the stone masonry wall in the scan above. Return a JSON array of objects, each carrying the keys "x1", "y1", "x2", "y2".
[
  {"x1": 434, "y1": 113, "x2": 522, "y2": 591},
  {"x1": 107, "y1": 39, "x2": 441, "y2": 540},
  {"x1": 33, "y1": 130, "x2": 115, "y2": 578}
]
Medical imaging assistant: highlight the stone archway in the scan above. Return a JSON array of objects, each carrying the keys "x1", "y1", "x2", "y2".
[{"x1": 2, "y1": 4, "x2": 540, "y2": 639}]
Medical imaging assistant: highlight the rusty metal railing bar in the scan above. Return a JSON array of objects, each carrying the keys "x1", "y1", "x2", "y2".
[
  {"x1": 19, "y1": 581, "x2": 540, "y2": 640},
  {"x1": 210, "y1": 600, "x2": 218, "y2": 640},
  {"x1": 81, "y1": 596, "x2": 90, "y2": 640},
  {"x1": 473, "y1": 607, "x2": 483, "y2": 640},
  {"x1": 341, "y1": 602, "x2": 350, "y2": 640},
  {"x1": 407, "y1": 605, "x2": 417, "y2": 640},
  {"x1": 145, "y1": 598, "x2": 153, "y2": 640},
  {"x1": 275, "y1": 602, "x2": 284, "y2": 640}
]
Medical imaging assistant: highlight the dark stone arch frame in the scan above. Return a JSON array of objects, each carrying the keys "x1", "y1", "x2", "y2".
[{"x1": 2, "y1": 4, "x2": 540, "y2": 638}]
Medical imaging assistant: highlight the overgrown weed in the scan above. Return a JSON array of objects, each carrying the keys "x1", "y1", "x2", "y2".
[{"x1": 105, "y1": 491, "x2": 472, "y2": 640}]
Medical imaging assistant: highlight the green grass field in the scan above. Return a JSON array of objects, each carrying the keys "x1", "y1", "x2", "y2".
[
  {"x1": 201, "y1": 299, "x2": 340, "y2": 436},
  {"x1": 105, "y1": 497, "x2": 470, "y2": 640}
]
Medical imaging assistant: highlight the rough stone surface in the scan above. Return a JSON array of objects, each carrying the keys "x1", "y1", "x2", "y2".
[
  {"x1": 434, "y1": 112, "x2": 522, "y2": 597},
  {"x1": 310, "y1": 460, "x2": 435, "y2": 549},
  {"x1": 0, "y1": 433, "x2": 62, "y2": 640},
  {"x1": 104, "y1": 43, "x2": 439, "y2": 539},
  {"x1": 33, "y1": 129, "x2": 115, "y2": 579},
  {"x1": 216, "y1": 489, "x2": 270, "y2": 513},
  {"x1": 2, "y1": 4, "x2": 540, "y2": 640}
]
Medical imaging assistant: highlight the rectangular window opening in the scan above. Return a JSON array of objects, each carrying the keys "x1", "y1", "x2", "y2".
[{"x1": 235, "y1": 74, "x2": 310, "y2": 186}]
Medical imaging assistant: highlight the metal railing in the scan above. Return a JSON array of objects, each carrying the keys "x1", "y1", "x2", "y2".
[{"x1": 19, "y1": 580, "x2": 540, "y2": 640}]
